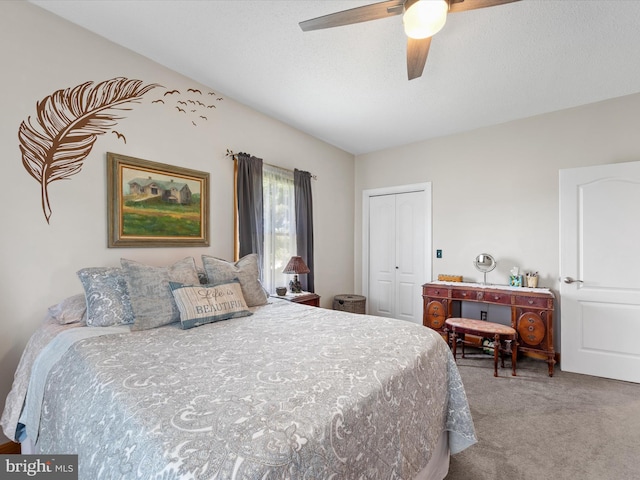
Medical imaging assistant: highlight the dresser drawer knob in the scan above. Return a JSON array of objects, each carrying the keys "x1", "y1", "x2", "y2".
[{"x1": 528, "y1": 300, "x2": 534, "y2": 305}]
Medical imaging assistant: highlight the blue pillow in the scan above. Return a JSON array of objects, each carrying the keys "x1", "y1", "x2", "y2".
[{"x1": 77, "y1": 267, "x2": 134, "y2": 326}]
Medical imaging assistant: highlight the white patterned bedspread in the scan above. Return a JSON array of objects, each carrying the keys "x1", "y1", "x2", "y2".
[{"x1": 2, "y1": 299, "x2": 476, "y2": 479}]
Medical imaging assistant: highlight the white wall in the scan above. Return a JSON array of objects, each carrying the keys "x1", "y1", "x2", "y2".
[
  {"x1": 0, "y1": 1, "x2": 355, "y2": 442},
  {"x1": 355, "y1": 91, "x2": 640, "y2": 350}
]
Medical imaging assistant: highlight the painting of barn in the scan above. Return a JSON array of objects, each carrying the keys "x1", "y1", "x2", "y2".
[{"x1": 128, "y1": 177, "x2": 192, "y2": 204}]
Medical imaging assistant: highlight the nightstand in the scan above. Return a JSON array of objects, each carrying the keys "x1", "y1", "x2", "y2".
[{"x1": 271, "y1": 292, "x2": 320, "y2": 307}]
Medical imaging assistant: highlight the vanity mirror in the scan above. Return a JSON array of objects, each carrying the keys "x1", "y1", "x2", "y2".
[{"x1": 474, "y1": 253, "x2": 496, "y2": 284}]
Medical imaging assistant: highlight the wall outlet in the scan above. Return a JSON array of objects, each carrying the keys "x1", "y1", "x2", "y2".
[
  {"x1": 436, "y1": 249, "x2": 442, "y2": 258},
  {"x1": 480, "y1": 311, "x2": 488, "y2": 321}
]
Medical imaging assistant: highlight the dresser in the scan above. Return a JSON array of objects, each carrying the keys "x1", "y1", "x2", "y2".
[{"x1": 423, "y1": 281, "x2": 556, "y2": 376}]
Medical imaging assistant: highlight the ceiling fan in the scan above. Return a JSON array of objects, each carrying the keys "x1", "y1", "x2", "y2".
[{"x1": 299, "y1": 0, "x2": 520, "y2": 80}]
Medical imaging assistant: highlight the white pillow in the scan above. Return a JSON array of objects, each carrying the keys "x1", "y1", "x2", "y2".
[
  {"x1": 201, "y1": 254, "x2": 268, "y2": 307},
  {"x1": 48, "y1": 294, "x2": 87, "y2": 325}
]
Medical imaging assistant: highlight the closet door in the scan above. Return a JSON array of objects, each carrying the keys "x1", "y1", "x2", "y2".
[
  {"x1": 369, "y1": 195, "x2": 396, "y2": 317},
  {"x1": 368, "y1": 190, "x2": 426, "y2": 324}
]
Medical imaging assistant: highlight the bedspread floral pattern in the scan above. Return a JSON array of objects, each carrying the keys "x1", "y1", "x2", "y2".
[{"x1": 32, "y1": 301, "x2": 475, "y2": 479}]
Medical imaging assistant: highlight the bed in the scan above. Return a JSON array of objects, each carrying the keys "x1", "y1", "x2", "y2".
[{"x1": 1, "y1": 255, "x2": 476, "y2": 479}]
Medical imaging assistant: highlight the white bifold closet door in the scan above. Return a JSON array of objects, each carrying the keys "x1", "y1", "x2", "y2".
[{"x1": 368, "y1": 191, "x2": 426, "y2": 324}]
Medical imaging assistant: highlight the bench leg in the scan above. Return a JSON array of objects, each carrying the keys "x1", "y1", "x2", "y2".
[{"x1": 451, "y1": 331, "x2": 457, "y2": 362}]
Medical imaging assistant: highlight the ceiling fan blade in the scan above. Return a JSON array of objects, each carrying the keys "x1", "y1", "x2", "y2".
[
  {"x1": 299, "y1": 0, "x2": 405, "y2": 32},
  {"x1": 407, "y1": 36, "x2": 432, "y2": 80},
  {"x1": 448, "y1": 0, "x2": 520, "y2": 14}
]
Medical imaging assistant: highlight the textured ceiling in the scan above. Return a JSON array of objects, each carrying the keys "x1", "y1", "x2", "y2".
[{"x1": 30, "y1": 0, "x2": 640, "y2": 155}]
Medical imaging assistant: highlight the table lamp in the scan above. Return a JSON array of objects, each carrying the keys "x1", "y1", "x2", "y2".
[{"x1": 282, "y1": 256, "x2": 310, "y2": 293}]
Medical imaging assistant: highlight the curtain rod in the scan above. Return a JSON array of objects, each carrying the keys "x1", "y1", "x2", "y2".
[{"x1": 226, "y1": 149, "x2": 317, "y2": 180}]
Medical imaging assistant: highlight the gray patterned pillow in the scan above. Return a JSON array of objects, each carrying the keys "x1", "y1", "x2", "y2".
[
  {"x1": 169, "y1": 279, "x2": 252, "y2": 330},
  {"x1": 121, "y1": 257, "x2": 200, "y2": 331},
  {"x1": 201, "y1": 254, "x2": 268, "y2": 307},
  {"x1": 77, "y1": 267, "x2": 135, "y2": 327},
  {"x1": 47, "y1": 294, "x2": 87, "y2": 325}
]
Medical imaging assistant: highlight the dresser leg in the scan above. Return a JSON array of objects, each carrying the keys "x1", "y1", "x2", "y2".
[{"x1": 493, "y1": 333, "x2": 499, "y2": 377}]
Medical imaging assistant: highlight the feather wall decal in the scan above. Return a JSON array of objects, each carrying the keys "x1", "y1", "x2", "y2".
[{"x1": 19, "y1": 77, "x2": 159, "y2": 223}]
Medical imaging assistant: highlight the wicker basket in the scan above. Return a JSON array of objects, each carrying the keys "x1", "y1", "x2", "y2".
[{"x1": 333, "y1": 294, "x2": 366, "y2": 314}]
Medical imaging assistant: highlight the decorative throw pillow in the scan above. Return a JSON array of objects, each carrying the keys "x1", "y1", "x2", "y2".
[
  {"x1": 169, "y1": 280, "x2": 252, "y2": 329},
  {"x1": 77, "y1": 267, "x2": 135, "y2": 327},
  {"x1": 47, "y1": 294, "x2": 87, "y2": 325},
  {"x1": 121, "y1": 257, "x2": 200, "y2": 331},
  {"x1": 201, "y1": 254, "x2": 268, "y2": 307}
]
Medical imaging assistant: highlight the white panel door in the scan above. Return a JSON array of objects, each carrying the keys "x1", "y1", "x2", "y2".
[
  {"x1": 368, "y1": 190, "x2": 426, "y2": 324},
  {"x1": 560, "y1": 161, "x2": 640, "y2": 382},
  {"x1": 395, "y1": 191, "x2": 426, "y2": 323},
  {"x1": 369, "y1": 195, "x2": 395, "y2": 317}
]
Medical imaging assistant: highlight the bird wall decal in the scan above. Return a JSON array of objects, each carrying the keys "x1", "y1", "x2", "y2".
[{"x1": 112, "y1": 130, "x2": 127, "y2": 143}]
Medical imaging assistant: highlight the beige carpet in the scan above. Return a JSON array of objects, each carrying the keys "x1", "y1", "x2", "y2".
[{"x1": 445, "y1": 353, "x2": 640, "y2": 480}]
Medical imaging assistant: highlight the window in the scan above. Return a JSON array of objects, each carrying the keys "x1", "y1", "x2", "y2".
[{"x1": 262, "y1": 165, "x2": 296, "y2": 293}]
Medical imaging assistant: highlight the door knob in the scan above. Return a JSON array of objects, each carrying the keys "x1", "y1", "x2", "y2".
[{"x1": 563, "y1": 276, "x2": 584, "y2": 284}]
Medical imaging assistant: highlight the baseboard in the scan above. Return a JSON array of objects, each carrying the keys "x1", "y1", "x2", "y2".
[{"x1": 0, "y1": 441, "x2": 20, "y2": 454}]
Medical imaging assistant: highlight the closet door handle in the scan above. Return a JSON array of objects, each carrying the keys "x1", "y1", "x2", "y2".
[{"x1": 563, "y1": 276, "x2": 583, "y2": 284}]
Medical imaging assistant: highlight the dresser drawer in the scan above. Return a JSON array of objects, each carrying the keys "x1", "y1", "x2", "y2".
[
  {"x1": 451, "y1": 289, "x2": 480, "y2": 301},
  {"x1": 424, "y1": 300, "x2": 447, "y2": 330},
  {"x1": 423, "y1": 286, "x2": 448, "y2": 298},
  {"x1": 513, "y1": 295, "x2": 551, "y2": 309},
  {"x1": 483, "y1": 291, "x2": 511, "y2": 305}
]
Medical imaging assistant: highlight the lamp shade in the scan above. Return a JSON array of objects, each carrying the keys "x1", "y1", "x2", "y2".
[{"x1": 282, "y1": 256, "x2": 310, "y2": 275}]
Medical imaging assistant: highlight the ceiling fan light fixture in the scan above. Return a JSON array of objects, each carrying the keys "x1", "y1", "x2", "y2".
[{"x1": 403, "y1": 0, "x2": 448, "y2": 39}]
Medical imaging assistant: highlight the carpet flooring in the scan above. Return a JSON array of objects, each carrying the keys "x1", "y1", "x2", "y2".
[{"x1": 445, "y1": 352, "x2": 640, "y2": 480}]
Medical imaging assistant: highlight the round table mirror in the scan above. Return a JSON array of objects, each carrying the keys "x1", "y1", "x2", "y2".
[{"x1": 474, "y1": 253, "x2": 496, "y2": 284}]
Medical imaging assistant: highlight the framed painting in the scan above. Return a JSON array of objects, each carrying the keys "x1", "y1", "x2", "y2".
[{"x1": 107, "y1": 152, "x2": 209, "y2": 247}]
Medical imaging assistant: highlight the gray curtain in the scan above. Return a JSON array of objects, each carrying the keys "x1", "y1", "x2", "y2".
[
  {"x1": 237, "y1": 153, "x2": 263, "y2": 260},
  {"x1": 294, "y1": 169, "x2": 314, "y2": 292}
]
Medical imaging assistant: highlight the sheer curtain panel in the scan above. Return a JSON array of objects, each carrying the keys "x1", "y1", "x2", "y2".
[{"x1": 262, "y1": 165, "x2": 296, "y2": 293}]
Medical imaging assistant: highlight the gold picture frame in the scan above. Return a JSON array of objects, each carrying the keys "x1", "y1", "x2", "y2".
[{"x1": 107, "y1": 152, "x2": 209, "y2": 247}]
